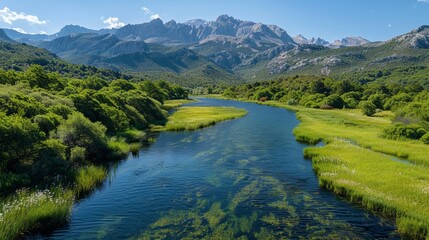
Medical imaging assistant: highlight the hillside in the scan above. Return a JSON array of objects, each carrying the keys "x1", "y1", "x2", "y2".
[{"x1": 3, "y1": 16, "x2": 429, "y2": 86}]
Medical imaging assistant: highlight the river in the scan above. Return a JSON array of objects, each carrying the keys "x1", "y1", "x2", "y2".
[{"x1": 42, "y1": 98, "x2": 399, "y2": 239}]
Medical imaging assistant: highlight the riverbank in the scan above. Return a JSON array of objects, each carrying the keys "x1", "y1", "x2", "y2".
[
  {"x1": 0, "y1": 99, "x2": 189, "y2": 240},
  {"x1": 153, "y1": 106, "x2": 248, "y2": 131},
  {"x1": 213, "y1": 97, "x2": 429, "y2": 239}
]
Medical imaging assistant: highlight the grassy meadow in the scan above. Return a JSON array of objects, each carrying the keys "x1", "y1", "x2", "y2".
[
  {"x1": 156, "y1": 106, "x2": 247, "y2": 131},
  {"x1": 220, "y1": 98, "x2": 429, "y2": 239}
]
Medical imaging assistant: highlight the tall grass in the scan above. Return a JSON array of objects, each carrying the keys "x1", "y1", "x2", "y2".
[
  {"x1": 161, "y1": 106, "x2": 247, "y2": 131},
  {"x1": 305, "y1": 141, "x2": 429, "y2": 239},
  {"x1": 0, "y1": 189, "x2": 74, "y2": 240},
  {"x1": 75, "y1": 165, "x2": 107, "y2": 196},
  {"x1": 117, "y1": 129, "x2": 147, "y2": 143}
]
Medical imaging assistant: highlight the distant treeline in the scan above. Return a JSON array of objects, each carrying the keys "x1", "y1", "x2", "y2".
[{"x1": 222, "y1": 73, "x2": 429, "y2": 144}]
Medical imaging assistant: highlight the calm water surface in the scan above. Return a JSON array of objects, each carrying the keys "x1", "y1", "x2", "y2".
[{"x1": 42, "y1": 98, "x2": 399, "y2": 239}]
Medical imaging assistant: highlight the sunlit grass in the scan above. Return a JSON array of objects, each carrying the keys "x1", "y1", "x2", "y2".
[
  {"x1": 305, "y1": 140, "x2": 429, "y2": 239},
  {"x1": 292, "y1": 107, "x2": 429, "y2": 165},
  {"x1": 163, "y1": 99, "x2": 196, "y2": 110},
  {"x1": 75, "y1": 165, "x2": 107, "y2": 196},
  {"x1": 158, "y1": 106, "x2": 247, "y2": 131},
  {"x1": 117, "y1": 129, "x2": 147, "y2": 143},
  {"x1": 0, "y1": 189, "x2": 74, "y2": 240}
]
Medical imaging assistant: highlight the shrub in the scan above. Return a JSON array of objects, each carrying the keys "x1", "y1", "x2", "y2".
[
  {"x1": 382, "y1": 123, "x2": 427, "y2": 140},
  {"x1": 54, "y1": 113, "x2": 109, "y2": 163},
  {"x1": 321, "y1": 94, "x2": 344, "y2": 109},
  {"x1": 421, "y1": 132, "x2": 429, "y2": 144},
  {"x1": 359, "y1": 101, "x2": 377, "y2": 116},
  {"x1": 286, "y1": 98, "x2": 298, "y2": 106}
]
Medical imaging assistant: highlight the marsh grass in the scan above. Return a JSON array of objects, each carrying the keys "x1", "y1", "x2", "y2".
[
  {"x1": 117, "y1": 130, "x2": 147, "y2": 143},
  {"x1": 163, "y1": 99, "x2": 196, "y2": 110},
  {"x1": 305, "y1": 141, "x2": 429, "y2": 239},
  {"x1": 107, "y1": 137, "x2": 131, "y2": 159},
  {"x1": 0, "y1": 189, "x2": 74, "y2": 240},
  {"x1": 75, "y1": 165, "x2": 108, "y2": 196},
  {"x1": 158, "y1": 106, "x2": 247, "y2": 131}
]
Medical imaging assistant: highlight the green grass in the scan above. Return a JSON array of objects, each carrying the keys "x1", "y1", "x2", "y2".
[
  {"x1": 305, "y1": 141, "x2": 429, "y2": 239},
  {"x1": 117, "y1": 129, "x2": 147, "y2": 143},
  {"x1": 157, "y1": 106, "x2": 247, "y2": 131},
  {"x1": 75, "y1": 165, "x2": 108, "y2": 196},
  {"x1": 292, "y1": 107, "x2": 429, "y2": 166},
  {"x1": 246, "y1": 99, "x2": 429, "y2": 239},
  {"x1": 163, "y1": 99, "x2": 196, "y2": 110},
  {"x1": 0, "y1": 189, "x2": 74, "y2": 240}
]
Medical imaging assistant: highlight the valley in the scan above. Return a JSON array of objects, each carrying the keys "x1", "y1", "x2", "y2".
[{"x1": 0, "y1": 3, "x2": 429, "y2": 239}]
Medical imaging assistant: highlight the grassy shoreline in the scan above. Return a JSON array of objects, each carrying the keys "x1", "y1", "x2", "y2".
[
  {"x1": 207, "y1": 96, "x2": 429, "y2": 239},
  {"x1": 154, "y1": 106, "x2": 247, "y2": 131}
]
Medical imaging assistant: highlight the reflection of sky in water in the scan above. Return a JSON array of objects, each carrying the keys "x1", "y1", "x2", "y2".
[{"x1": 43, "y1": 98, "x2": 399, "y2": 239}]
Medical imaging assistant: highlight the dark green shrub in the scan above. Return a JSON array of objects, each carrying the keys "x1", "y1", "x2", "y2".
[
  {"x1": 54, "y1": 113, "x2": 109, "y2": 163},
  {"x1": 421, "y1": 133, "x2": 429, "y2": 144},
  {"x1": 382, "y1": 123, "x2": 427, "y2": 140},
  {"x1": 321, "y1": 94, "x2": 344, "y2": 109},
  {"x1": 360, "y1": 101, "x2": 377, "y2": 116}
]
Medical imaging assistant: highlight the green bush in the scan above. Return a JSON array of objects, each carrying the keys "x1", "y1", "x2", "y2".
[
  {"x1": 359, "y1": 101, "x2": 377, "y2": 116},
  {"x1": 382, "y1": 123, "x2": 427, "y2": 140},
  {"x1": 421, "y1": 132, "x2": 429, "y2": 144},
  {"x1": 321, "y1": 94, "x2": 344, "y2": 109},
  {"x1": 54, "y1": 113, "x2": 109, "y2": 163}
]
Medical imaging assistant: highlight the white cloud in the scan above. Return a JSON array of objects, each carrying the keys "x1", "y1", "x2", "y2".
[
  {"x1": 103, "y1": 17, "x2": 125, "y2": 29},
  {"x1": 142, "y1": 6, "x2": 161, "y2": 20},
  {"x1": 40, "y1": 31, "x2": 47, "y2": 35},
  {"x1": 12, "y1": 27, "x2": 26, "y2": 34},
  {"x1": 417, "y1": 0, "x2": 429, "y2": 3},
  {"x1": 142, "y1": 7, "x2": 151, "y2": 14},
  {"x1": 388, "y1": 23, "x2": 392, "y2": 28},
  {"x1": 150, "y1": 14, "x2": 160, "y2": 20},
  {"x1": 0, "y1": 7, "x2": 47, "y2": 25}
]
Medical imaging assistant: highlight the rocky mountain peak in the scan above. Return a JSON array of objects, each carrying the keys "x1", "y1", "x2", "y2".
[
  {"x1": 416, "y1": 25, "x2": 429, "y2": 33},
  {"x1": 393, "y1": 25, "x2": 429, "y2": 49},
  {"x1": 148, "y1": 18, "x2": 164, "y2": 26},
  {"x1": 216, "y1": 14, "x2": 239, "y2": 24},
  {"x1": 55, "y1": 25, "x2": 97, "y2": 39},
  {"x1": 330, "y1": 36, "x2": 369, "y2": 48},
  {"x1": 185, "y1": 19, "x2": 208, "y2": 28},
  {"x1": 165, "y1": 20, "x2": 178, "y2": 28},
  {"x1": 293, "y1": 34, "x2": 329, "y2": 46}
]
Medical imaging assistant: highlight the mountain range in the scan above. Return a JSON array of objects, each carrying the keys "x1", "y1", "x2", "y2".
[{"x1": 1, "y1": 15, "x2": 429, "y2": 85}]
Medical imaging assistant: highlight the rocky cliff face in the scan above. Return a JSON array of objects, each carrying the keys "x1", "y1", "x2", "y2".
[{"x1": 393, "y1": 25, "x2": 429, "y2": 49}]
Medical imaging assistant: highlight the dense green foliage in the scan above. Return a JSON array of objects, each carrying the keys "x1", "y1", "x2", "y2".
[
  {"x1": 223, "y1": 74, "x2": 429, "y2": 143},
  {"x1": 0, "y1": 65, "x2": 187, "y2": 196}
]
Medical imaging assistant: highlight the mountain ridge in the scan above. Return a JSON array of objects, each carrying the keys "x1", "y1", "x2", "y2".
[{"x1": 2, "y1": 15, "x2": 428, "y2": 84}]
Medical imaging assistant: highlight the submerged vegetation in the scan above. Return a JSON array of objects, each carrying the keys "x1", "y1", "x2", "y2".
[
  {"x1": 159, "y1": 106, "x2": 247, "y2": 131},
  {"x1": 0, "y1": 65, "x2": 188, "y2": 238}
]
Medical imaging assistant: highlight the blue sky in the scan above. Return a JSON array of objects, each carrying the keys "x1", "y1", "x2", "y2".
[{"x1": 0, "y1": 0, "x2": 428, "y2": 42}]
